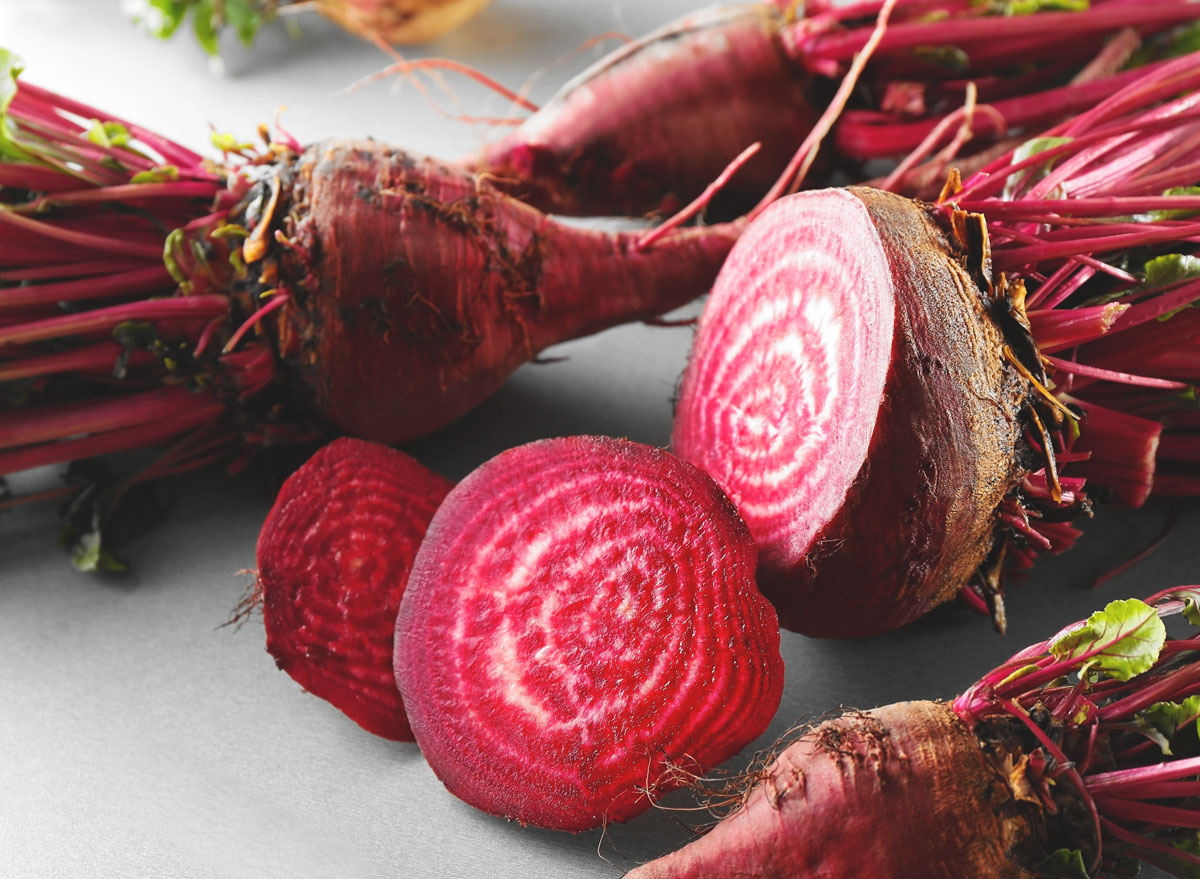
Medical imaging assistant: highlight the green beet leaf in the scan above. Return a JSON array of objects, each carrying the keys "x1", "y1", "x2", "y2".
[
  {"x1": 1049, "y1": 598, "x2": 1165, "y2": 681},
  {"x1": 1036, "y1": 848, "x2": 1090, "y2": 879}
]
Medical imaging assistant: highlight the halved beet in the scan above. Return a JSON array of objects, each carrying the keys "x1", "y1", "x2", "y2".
[
  {"x1": 394, "y1": 435, "x2": 783, "y2": 831},
  {"x1": 673, "y1": 188, "x2": 1028, "y2": 638},
  {"x1": 256, "y1": 437, "x2": 452, "y2": 740}
]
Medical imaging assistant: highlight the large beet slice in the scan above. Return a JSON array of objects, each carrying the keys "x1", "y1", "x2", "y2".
[
  {"x1": 256, "y1": 438, "x2": 452, "y2": 740},
  {"x1": 673, "y1": 188, "x2": 1028, "y2": 637},
  {"x1": 394, "y1": 436, "x2": 783, "y2": 831}
]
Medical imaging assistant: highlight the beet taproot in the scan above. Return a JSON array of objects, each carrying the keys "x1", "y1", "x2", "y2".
[
  {"x1": 255, "y1": 437, "x2": 451, "y2": 740},
  {"x1": 468, "y1": 0, "x2": 1200, "y2": 217},
  {"x1": 393, "y1": 435, "x2": 784, "y2": 831},
  {"x1": 631, "y1": 590, "x2": 1200, "y2": 878},
  {"x1": 0, "y1": 61, "x2": 737, "y2": 546}
]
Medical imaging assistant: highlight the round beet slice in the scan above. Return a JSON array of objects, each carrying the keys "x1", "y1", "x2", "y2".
[
  {"x1": 394, "y1": 435, "x2": 783, "y2": 832},
  {"x1": 256, "y1": 437, "x2": 453, "y2": 740},
  {"x1": 673, "y1": 187, "x2": 1028, "y2": 638}
]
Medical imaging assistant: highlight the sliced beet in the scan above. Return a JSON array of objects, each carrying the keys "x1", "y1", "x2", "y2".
[
  {"x1": 256, "y1": 437, "x2": 452, "y2": 740},
  {"x1": 393, "y1": 435, "x2": 783, "y2": 831},
  {"x1": 673, "y1": 187, "x2": 1028, "y2": 637}
]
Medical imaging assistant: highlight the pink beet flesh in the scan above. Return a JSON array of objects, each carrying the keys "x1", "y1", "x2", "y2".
[
  {"x1": 256, "y1": 438, "x2": 452, "y2": 740},
  {"x1": 673, "y1": 188, "x2": 1027, "y2": 637},
  {"x1": 674, "y1": 189, "x2": 894, "y2": 572},
  {"x1": 394, "y1": 436, "x2": 784, "y2": 831}
]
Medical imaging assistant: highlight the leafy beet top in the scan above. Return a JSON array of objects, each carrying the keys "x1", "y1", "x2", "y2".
[
  {"x1": 256, "y1": 438, "x2": 452, "y2": 740},
  {"x1": 394, "y1": 435, "x2": 783, "y2": 831}
]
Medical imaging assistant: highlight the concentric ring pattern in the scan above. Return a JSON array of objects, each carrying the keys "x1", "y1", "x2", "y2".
[
  {"x1": 673, "y1": 189, "x2": 895, "y2": 576},
  {"x1": 394, "y1": 436, "x2": 783, "y2": 831},
  {"x1": 257, "y1": 438, "x2": 453, "y2": 740}
]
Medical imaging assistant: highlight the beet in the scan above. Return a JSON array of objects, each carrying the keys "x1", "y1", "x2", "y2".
[
  {"x1": 628, "y1": 701, "x2": 1044, "y2": 879},
  {"x1": 471, "y1": 5, "x2": 820, "y2": 219},
  {"x1": 467, "y1": 0, "x2": 1200, "y2": 217},
  {"x1": 630, "y1": 591, "x2": 1200, "y2": 878},
  {"x1": 0, "y1": 69, "x2": 737, "y2": 531},
  {"x1": 255, "y1": 437, "x2": 452, "y2": 740},
  {"x1": 673, "y1": 55, "x2": 1200, "y2": 636},
  {"x1": 393, "y1": 436, "x2": 783, "y2": 831},
  {"x1": 674, "y1": 187, "x2": 1028, "y2": 636}
]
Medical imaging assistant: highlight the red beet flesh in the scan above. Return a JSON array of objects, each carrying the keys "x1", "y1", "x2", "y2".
[
  {"x1": 673, "y1": 188, "x2": 1027, "y2": 637},
  {"x1": 393, "y1": 436, "x2": 784, "y2": 831},
  {"x1": 256, "y1": 437, "x2": 452, "y2": 740}
]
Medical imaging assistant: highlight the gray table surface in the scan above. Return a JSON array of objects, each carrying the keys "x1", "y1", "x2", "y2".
[{"x1": 0, "y1": 2, "x2": 1195, "y2": 877}]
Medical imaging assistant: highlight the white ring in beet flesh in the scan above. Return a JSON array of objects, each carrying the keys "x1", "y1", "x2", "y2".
[
  {"x1": 394, "y1": 436, "x2": 783, "y2": 832},
  {"x1": 674, "y1": 189, "x2": 894, "y2": 576}
]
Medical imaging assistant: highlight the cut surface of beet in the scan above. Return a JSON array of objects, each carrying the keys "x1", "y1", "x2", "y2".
[
  {"x1": 674, "y1": 188, "x2": 1027, "y2": 637},
  {"x1": 394, "y1": 435, "x2": 783, "y2": 831},
  {"x1": 674, "y1": 189, "x2": 895, "y2": 572},
  {"x1": 256, "y1": 438, "x2": 452, "y2": 740}
]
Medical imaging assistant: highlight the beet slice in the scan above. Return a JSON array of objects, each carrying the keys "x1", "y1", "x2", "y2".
[
  {"x1": 256, "y1": 437, "x2": 452, "y2": 740},
  {"x1": 394, "y1": 436, "x2": 783, "y2": 831},
  {"x1": 673, "y1": 187, "x2": 1028, "y2": 638}
]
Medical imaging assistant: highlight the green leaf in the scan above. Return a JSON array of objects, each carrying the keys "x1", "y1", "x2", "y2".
[
  {"x1": 191, "y1": 0, "x2": 220, "y2": 56},
  {"x1": 1143, "y1": 186, "x2": 1200, "y2": 222},
  {"x1": 223, "y1": 0, "x2": 267, "y2": 47},
  {"x1": 86, "y1": 120, "x2": 132, "y2": 150},
  {"x1": 1143, "y1": 696, "x2": 1200, "y2": 755},
  {"x1": 984, "y1": 0, "x2": 1089, "y2": 13},
  {"x1": 1049, "y1": 598, "x2": 1166, "y2": 681},
  {"x1": 210, "y1": 131, "x2": 254, "y2": 153},
  {"x1": 130, "y1": 165, "x2": 181, "y2": 184},
  {"x1": 1036, "y1": 848, "x2": 1091, "y2": 879},
  {"x1": 911, "y1": 45, "x2": 971, "y2": 73},
  {"x1": 141, "y1": 0, "x2": 191, "y2": 39},
  {"x1": 1170, "y1": 586, "x2": 1200, "y2": 627},
  {"x1": 1131, "y1": 21, "x2": 1200, "y2": 69},
  {"x1": 1145, "y1": 253, "x2": 1200, "y2": 290},
  {"x1": 0, "y1": 48, "x2": 31, "y2": 161},
  {"x1": 1165, "y1": 833, "x2": 1200, "y2": 879},
  {"x1": 1003, "y1": 136, "x2": 1073, "y2": 200},
  {"x1": 1143, "y1": 254, "x2": 1200, "y2": 322},
  {"x1": 59, "y1": 487, "x2": 129, "y2": 574}
]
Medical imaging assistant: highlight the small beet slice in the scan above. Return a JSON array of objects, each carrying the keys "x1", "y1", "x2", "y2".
[
  {"x1": 673, "y1": 188, "x2": 1028, "y2": 637},
  {"x1": 256, "y1": 437, "x2": 452, "y2": 740},
  {"x1": 394, "y1": 435, "x2": 783, "y2": 832}
]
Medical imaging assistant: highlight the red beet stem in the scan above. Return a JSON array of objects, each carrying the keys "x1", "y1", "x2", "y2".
[{"x1": 797, "y1": 2, "x2": 1200, "y2": 63}]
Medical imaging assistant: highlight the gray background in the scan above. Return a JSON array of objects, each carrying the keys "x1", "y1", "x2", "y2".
[{"x1": 0, "y1": 2, "x2": 1195, "y2": 877}]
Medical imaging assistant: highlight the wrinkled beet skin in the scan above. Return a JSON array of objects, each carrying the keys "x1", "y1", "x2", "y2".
[
  {"x1": 764, "y1": 189, "x2": 1028, "y2": 637},
  {"x1": 629, "y1": 701, "x2": 1044, "y2": 879},
  {"x1": 471, "y1": 4, "x2": 821, "y2": 218},
  {"x1": 251, "y1": 140, "x2": 739, "y2": 444}
]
